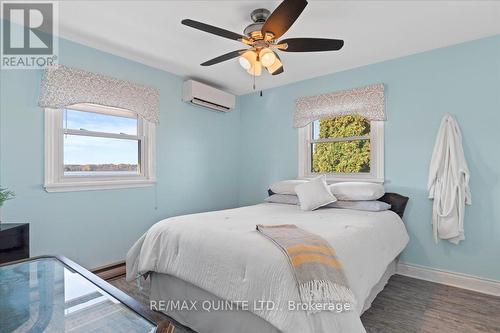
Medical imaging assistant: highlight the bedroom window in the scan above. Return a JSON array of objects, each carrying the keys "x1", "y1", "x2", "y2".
[
  {"x1": 298, "y1": 115, "x2": 384, "y2": 182},
  {"x1": 44, "y1": 103, "x2": 156, "y2": 192}
]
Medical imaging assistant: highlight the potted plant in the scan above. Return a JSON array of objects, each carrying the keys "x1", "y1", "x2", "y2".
[
  {"x1": 0, "y1": 188, "x2": 15, "y2": 223},
  {"x1": 0, "y1": 188, "x2": 15, "y2": 206}
]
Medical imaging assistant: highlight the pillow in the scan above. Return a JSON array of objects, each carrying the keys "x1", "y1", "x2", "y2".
[
  {"x1": 324, "y1": 200, "x2": 391, "y2": 212},
  {"x1": 269, "y1": 179, "x2": 308, "y2": 195},
  {"x1": 266, "y1": 194, "x2": 390, "y2": 212},
  {"x1": 329, "y1": 182, "x2": 385, "y2": 201},
  {"x1": 295, "y1": 176, "x2": 337, "y2": 211},
  {"x1": 265, "y1": 194, "x2": 300, "y2": 205}
]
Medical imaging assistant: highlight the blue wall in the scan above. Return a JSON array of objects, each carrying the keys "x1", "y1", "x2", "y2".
[
  {"x1": 1, "y1": 31, "x2": 499, "y2": 281},
  {"x1": 238, "y1": 35, "x2": 500, "y2": 281},
  {"x1": 0, "y1": 38, "x2": 241, "y2": 268}
]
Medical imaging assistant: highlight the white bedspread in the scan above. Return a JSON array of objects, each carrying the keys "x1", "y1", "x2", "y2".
[{"x1": 126, "y1": 203, "x2": 409, "y2": 333}]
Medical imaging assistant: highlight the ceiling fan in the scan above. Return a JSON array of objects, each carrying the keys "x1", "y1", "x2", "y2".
[{"x1": 181, "y1": 0, "x2": 344, "y2": 77}]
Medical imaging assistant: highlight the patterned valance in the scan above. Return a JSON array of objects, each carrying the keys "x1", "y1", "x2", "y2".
[
  {"x1": 294, "y1": 83, "x2": 385, "y2": 128},
  {"x1": 38, "y1": 65, "x2": 160, "y2": 123}
]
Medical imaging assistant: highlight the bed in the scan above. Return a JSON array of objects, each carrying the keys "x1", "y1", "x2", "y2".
[{"x1": 127, "y1": 195, "x2": 409, "y2": 333}]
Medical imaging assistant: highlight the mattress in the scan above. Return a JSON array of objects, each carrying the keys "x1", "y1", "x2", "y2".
[
  {"x1": 127, "y1": 203, "x2": 409, "y2": 332},
  {"x1": 149, "y1": 260, "x2": 397, "y2": 333}
]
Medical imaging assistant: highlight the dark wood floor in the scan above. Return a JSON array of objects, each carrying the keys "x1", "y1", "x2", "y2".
[
  {"x1": 110, "y1": 274, "x2": 500, "y2": 333},
  {"x1": 361, "y1": 275, "x2": 500, "y2": 333}
]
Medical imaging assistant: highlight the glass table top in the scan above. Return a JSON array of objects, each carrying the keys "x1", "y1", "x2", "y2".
[{"x1": 0, "y1": 257, "x2": 156, "y2": 333}]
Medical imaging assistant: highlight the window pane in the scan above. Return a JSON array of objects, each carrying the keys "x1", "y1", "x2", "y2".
[
  {"x1": 64, "y1": 135, "x2": 139, "y2": 176},
  {"x1": 312, "y1": 115, "x2": 370, "y2": 139},
  {"x1": 311, "y1": 140, "x2": 370, "y2": 173},
  {"x1": 64, "y1": 109, "x2": 137, "y2": 135}
]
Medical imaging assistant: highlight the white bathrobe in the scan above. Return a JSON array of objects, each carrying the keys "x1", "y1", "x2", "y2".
[{"x1": 428, "y1": 114, "x2": 471, "y2": 245}]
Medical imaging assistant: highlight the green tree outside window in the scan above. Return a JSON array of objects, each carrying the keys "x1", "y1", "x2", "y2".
[{"x1": 312, "y1": 115, "x2": 371, "y2": 173}]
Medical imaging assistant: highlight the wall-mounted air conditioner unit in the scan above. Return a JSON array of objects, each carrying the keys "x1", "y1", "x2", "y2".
[{"x1": 182, "y1": 80, "x2": 235, "y2": 112}]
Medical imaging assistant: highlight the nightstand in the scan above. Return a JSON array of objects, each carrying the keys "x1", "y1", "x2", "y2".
[{"x1": 0, "y1": 223, "x2": 29, "y2": 264}]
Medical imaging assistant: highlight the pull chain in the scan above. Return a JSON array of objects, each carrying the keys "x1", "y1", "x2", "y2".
[{"x1": 251, "y1": 68, "x2": 262, "y2": 97}]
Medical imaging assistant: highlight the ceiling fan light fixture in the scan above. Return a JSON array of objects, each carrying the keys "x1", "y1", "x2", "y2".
[
  {"x1": 267, "y1": 56, "x2": 283, "y2": 74},
  {"x1": 238, "y1": 57, "x2": 251, "y2": 70},
  {"x1": 247, "y1": 61, "x2": 262, "y2": 76},
  {"x1": 259, "y1": 48, "x2": 277, "y2": 68},
  {"x1": 183, "y1": 0, "x2": 344, "y2": 78},
  {"x1": 239, "y1": 50, "x2": 257, "y2": 70}
]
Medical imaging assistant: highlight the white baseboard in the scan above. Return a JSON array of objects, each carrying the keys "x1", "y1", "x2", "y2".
[{"x1": 397, "y1": 262, "x2": 500, "y2": 297}]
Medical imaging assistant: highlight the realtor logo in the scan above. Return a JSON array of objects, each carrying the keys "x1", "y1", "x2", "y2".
[{"x1": 1, "y1": 1, "x2": 58, "y2": 69}]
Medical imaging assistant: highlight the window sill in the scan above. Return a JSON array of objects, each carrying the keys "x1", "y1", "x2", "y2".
[
  {"x1": 44, "y1": 179, "x2": 156, "y2": 192},
  {"x1": 301, "y1": 174, "x2": 384, "y2": 184}
]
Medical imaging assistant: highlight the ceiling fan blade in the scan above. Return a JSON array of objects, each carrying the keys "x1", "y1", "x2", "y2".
[
  {"x1": 182, "y1": 19, "x2": 249, "y2": 42},
  {"x1": 261, "y1": 0, "x2": 308, "y2": 39},
  {"x1": 201, "y1": 50, "x2": 246, "y2": 66},
  {"x1": 279, "y1": 38, "x2": 344, "y2": 52}
]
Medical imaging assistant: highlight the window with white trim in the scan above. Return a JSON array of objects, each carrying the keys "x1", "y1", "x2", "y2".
[
  {"x1": 298, "y1": 115, "x2": 384, "y2": 182},
  {"x1": 44, "y1": 103, "x2": 155, "y2": 192}
]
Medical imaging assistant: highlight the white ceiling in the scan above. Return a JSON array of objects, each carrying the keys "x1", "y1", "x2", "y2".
[{"x1": 58, "y1": 1, "x2": 500, "y2": 95}]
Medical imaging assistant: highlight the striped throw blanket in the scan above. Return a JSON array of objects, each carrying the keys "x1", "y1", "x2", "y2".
[{"x1": 256, "y1": 224, "x2": 356, "y2": 309}]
